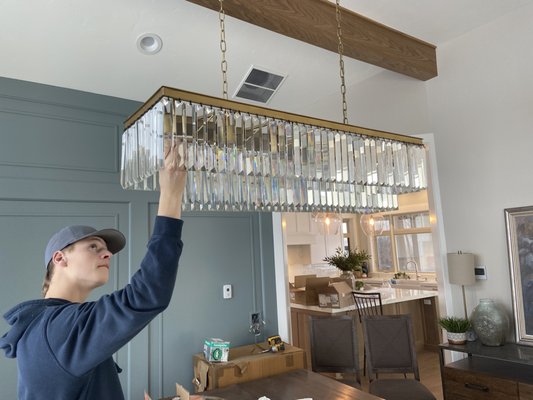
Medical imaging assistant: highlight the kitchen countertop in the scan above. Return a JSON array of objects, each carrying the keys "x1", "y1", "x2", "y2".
[
  {"x1": 290, "y1": 287, "x2": 437, "y2": 314},
  {"x1": 361, "y1": 278, "x2": 438, "y2": 291}
]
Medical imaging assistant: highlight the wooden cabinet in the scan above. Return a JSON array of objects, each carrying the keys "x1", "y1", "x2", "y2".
[
  {"x1": 440, "y1": 342, "x2": 533, "y2": 400},
  {"x1": 443, "y1": 358, "x2": 519, "y2": 399},
  {"x1": 420, "y1": 296, "x2": 441, "y2": 349}
]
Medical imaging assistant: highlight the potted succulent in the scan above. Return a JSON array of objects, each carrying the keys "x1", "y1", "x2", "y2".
[
  {"x1": 324, "y1": 247, "x2": 371, "y2": 287},
  {"x1": 439, "y1": 316, "x2": 471, "y2": 345},
  {"x1": 393, "y1": 271, "x2": 411, "y2": 280}
]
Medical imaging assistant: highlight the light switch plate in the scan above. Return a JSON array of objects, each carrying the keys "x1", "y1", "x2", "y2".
[{"x1": 223, "y1": 284, "x2": 233, "y2": 299}]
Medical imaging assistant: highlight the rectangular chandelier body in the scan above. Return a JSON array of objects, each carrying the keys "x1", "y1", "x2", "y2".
[{"x1": 121, "y1": 87, "x2": 427, "y2": 213}]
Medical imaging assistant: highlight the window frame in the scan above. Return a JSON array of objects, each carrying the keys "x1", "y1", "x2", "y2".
[{"x1": 369, "y1": 211, "x2": 435, "y2": 276}]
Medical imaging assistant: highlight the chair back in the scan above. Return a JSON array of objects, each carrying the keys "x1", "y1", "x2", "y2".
[
  {"x1": 361, "y1": 314, "x2": 420, "y2": 381},
  {"x1": 308, "y1": 315, "x2": 361, "y2": 385},
  {"x1": 352, "y1": 291, "x2": 383, "y2": 322}
]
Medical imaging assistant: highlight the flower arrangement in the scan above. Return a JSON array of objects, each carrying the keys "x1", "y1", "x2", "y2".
[{"x1": 323, "y1": 247, "x2": 371, "y2": 273}]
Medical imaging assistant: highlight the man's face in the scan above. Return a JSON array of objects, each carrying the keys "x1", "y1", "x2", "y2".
[{"x1": 61, "y1": 236, "x2": 112, "y2": 290}]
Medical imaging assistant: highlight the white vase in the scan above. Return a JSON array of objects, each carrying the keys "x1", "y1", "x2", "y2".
[{"x1": 446, "y1": 331, "x2": 467, "y2": 345}]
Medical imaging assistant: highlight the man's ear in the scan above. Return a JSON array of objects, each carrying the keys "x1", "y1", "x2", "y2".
[{"x1": 52, "y1": 251, "x2": 68, "y2": 266}]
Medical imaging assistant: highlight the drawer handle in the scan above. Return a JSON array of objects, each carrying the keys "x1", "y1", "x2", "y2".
[{"x1": 464, "y1": 383, "x2": 489, "y2": 392}]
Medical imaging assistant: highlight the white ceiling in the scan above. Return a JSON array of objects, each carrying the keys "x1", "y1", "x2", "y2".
[{"x1": 1, "y1": 0, "x2": 531, "y2": 114}]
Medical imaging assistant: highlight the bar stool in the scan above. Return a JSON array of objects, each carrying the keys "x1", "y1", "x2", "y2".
[{"x1": 352, "y1": 291, "x2": 383, "y2": 376}]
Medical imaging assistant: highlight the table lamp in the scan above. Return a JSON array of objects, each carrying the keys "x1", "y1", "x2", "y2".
[{"x1": 447, "y1": 252, "x2": 476, "y2": 318}]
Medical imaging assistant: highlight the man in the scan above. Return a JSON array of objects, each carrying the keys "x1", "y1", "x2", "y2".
[{"x1": 0, "y1": 141, "x2": 186, "y2": 399}]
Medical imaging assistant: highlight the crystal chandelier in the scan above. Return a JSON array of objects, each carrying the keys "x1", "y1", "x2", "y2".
[
  {"x1": 120, "y1": 87, "x2": 427, "y2": 213},
  {"x1": 120, "y1": 0, "x2": 427, "y2": 213}
]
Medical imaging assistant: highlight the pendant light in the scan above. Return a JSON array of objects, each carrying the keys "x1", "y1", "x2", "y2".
[
  {"x1": 359, "y1": 214, "x2": 385, "y2": 237},
  {"x1": 119, "y1": 1, "x2": 428, "y2": 213}
]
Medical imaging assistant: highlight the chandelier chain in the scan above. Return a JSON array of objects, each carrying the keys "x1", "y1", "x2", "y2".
[
  {"x1": 219, "y1": 0, "x2": 229, "y2": 99},
  {"x1": 335, "y1": 0, "x2": 348, "y2": 124}
]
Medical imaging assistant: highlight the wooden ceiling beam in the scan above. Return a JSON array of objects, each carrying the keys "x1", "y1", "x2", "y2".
[{"x1": 186, "y1": 0, "x2": 437, "y2": 81}]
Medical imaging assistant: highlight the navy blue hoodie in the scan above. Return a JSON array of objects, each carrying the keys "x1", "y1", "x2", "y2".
[{"x1": 0, "y1": 216, "x2": 184, "y2": 400}]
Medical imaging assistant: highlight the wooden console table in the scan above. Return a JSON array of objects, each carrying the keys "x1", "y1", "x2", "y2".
[{"x1": 439, "y1": 341, "x2": 533, "y2": 399}]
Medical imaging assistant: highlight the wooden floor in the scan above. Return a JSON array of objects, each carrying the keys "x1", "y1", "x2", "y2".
[{"x1": 418, "y1": 350, "x2": 443, "y2": 400}]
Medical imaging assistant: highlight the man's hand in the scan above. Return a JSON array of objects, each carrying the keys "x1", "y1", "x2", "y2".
[{"x1": 157, "y1": 136, "x2": 187, "y2": 219}]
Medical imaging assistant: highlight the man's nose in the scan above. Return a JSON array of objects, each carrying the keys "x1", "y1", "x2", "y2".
[{"x1": 101, "y1": 250, "x2": 112, "y2": 259}]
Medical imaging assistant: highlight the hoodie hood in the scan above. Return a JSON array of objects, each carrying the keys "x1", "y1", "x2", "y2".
[{"x1": 1, "y1": 298, "x2": 70, "y2": 358}]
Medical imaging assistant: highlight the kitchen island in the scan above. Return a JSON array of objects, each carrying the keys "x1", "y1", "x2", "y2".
[{"x1": 290, "y1": 288, "x2": 440, "y2": 369}]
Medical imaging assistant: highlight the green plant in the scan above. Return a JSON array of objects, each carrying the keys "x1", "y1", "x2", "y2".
[
  {"x1": 323, "y1": 247, "x2": 370, "y2": 272},
  {"x1": 438, "y1": 316, "x2": 471, "y2": 333},
  {"x1": 393, "y1": 271, "x2": 411, "y2": 280},
  {"x1": 355, "y1": 280, "x2": 365, "y2": 291}
]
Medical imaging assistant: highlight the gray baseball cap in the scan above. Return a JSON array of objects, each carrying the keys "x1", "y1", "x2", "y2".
[{"x1": 44, "y1": 225, "x2": 126, "y2": 267}]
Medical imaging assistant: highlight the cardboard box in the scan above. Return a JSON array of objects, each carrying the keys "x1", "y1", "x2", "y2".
[
  {"x1": 290, "y1": 276, "x2": 332, "y2": 306},
  {"x1": 290, "y1": 274, "x2": 316, "y2": 305},
  {"x1": 290, "y1": 288, "x2": 306, "y2": 304},
  {"x1": 318, "y1": 281, "x2": 355, "y2": 308},
  {"x1": 293, "y1": 274, "x2": 316, "y2": 288},
  {"x1": 192, "y1": 342, "x2": 306, "y2": 392},
  {"x1": 331, "y1": 276, "x2": 356, "y2": 290}
]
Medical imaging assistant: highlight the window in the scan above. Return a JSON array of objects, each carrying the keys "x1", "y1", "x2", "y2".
[
  {"x1": 342, "y1": 219, "x2": 350, "y2": 252},
  {"x1": 371, "y1": 211, "x2": 435, "y2": 274}
]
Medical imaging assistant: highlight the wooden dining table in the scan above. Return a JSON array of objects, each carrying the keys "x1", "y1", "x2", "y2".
[{"x1": 198, "y1": 369, "x2": 383, "y2": 400}]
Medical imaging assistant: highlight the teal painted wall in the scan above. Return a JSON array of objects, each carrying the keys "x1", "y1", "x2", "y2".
[{"x1": 0, "y1": 77, "x2": 278, "y2": 399}]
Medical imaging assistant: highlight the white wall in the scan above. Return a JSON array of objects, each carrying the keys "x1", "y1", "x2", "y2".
[
  {"x1": 306, "y1": 3, "x2": 533, "y2": 339},
  {"x1": 304, "y1": 69, "x2": 432, "y2": 136},
  {"x1": 426, "y1": 3, "x2": 533, "y2": 329}
]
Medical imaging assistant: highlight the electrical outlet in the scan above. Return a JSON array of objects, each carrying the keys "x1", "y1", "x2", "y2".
[
  {"x1": 250, "y1": 312, "x2": 262, "y2": 336},
  {"x1": 251, "y1": 312, "x2": 260, "y2": 325}
]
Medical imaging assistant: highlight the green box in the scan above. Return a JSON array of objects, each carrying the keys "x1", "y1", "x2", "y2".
[{"x1": 203, "y1": 338, "x2": 230, "y2": 362}]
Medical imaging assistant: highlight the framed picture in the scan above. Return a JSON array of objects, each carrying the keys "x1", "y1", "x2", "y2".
[{"x1": 505, "y1": 206, "x2": 533, "y2": 345}]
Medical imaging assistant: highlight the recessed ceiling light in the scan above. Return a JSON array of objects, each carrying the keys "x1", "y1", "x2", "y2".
[{"x1": 136, "y1": 33, "x2": 163, "y2": 55}]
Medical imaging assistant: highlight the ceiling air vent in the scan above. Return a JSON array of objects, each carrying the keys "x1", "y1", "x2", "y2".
[{"x1": 234, "y1": 67, "x2": 285, "y2": 104}]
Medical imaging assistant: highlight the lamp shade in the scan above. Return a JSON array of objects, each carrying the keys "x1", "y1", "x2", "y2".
[{"x1": 447, "y1": 252, "x2": 475, "y2": 286}]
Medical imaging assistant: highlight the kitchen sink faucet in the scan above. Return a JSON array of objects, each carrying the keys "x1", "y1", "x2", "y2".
[{"x1": 406, "y1": 260, "x2": 421, "y2": 281}]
